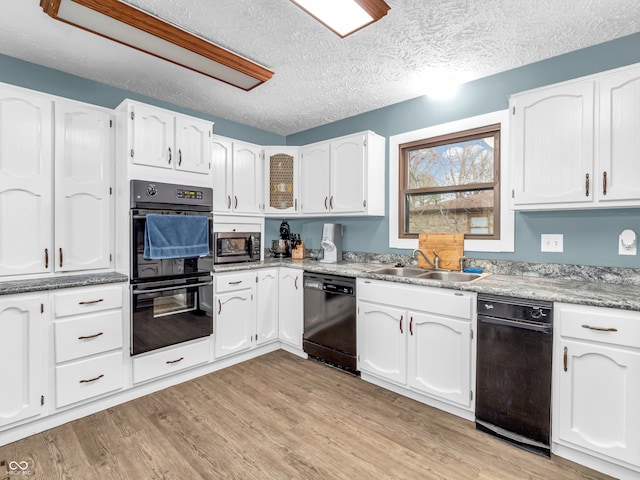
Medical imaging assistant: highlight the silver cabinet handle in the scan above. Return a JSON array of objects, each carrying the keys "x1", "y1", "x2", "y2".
[
  {"x1": 228, "y1": 280, "x2": 243, "y2": 285},
  {"x1": 166, "y1": 357, "x2": 184, "y2": 364},
  {"x1": 324, "y1": 196, "x2": 328, "y2": 209},
  {"x1": 330, "y1": 196, "x2": 334, "y2": 209},
  {"x1": 234, "y1": 196, "x2": 238, "y2": 209},
  {"x1": 227, "y1": 195, "x2": 231, "y2": 209},
  {"x1": 44, "y1": 248, "x2": 49, "y2": 269},
  {"x1": 168, "y1": 147, "x2": 172, "y2": 164},
  {"x1": 79, "y1": 298, "x2": 104, "y2": 305},
  {"x1": 59, "y1": 248, "x2": 63, "y2": 268},
  {"x1": 178, "y1": 149, "x2": 182, "y2": 166},
  {"x1": 294, "y1": 276, "x2": 298, "y2": 290},
  {"x1": 218, "y1": 299, "x2": 222, "y2": 315}
]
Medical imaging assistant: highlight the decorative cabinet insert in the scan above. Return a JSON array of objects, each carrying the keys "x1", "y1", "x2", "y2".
[
  {"x1": 264, "y1": 147, "x2": 300, "y2": 216},
  {"x1": 511, "y1": 62, "x2": 640, "y2": 210},
  {"x1": 0, "y1": 84, "x2": 114, "y2": 276}
]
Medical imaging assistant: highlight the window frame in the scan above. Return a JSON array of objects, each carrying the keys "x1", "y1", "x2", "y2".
[
  {"x1": 388, "y1": 110, "x2": 514, "y2": 253},
  {"x1": 398, "y1": 124, "x2": 501, "y2": 241}
]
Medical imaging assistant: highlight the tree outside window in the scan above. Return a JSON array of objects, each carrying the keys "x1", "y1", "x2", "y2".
[{"x1": 399, "y1": 124, "x2": 500, "y2": 240}]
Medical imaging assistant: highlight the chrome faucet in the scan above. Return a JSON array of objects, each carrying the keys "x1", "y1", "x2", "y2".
[
  {"x1": 432, "y1": 250, "x2": 440, "y2": 269},
  {"x1": 412, "y1": 249, "x2": 435, "y2": 268}
]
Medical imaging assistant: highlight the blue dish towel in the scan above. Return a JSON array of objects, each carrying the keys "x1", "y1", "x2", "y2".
[{"x1": 143, "y1": 214, "x2": 210, "y2": 259}]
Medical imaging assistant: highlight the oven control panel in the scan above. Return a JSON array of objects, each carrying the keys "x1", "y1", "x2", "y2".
[
  {"x1": 176, "y1": 189, "x2": 203, "y2": 200},
  {"x1": 130, "y1": 180, "x2": 212, "y2": 209}
]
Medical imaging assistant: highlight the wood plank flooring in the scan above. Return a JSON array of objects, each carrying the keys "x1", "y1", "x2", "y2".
[{"x1": 0, "y1": 350, "x2": 615, "y2": 479}]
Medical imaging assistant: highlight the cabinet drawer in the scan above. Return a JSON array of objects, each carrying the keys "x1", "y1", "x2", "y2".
[
  {"x1": 54, "y1": 285, "x2": 123, "y2": 318},
  {"x1": 215, "y1": 272, "x2": 256, "y2": 293},
  {"x1": 54, "y1": 310, "x2": 123, "y2": 363},
  {"x1": 133, "y1": 338, "x2": 210, "y2": 384},
  {"x1": 55, "y1": 351, "x2": 124, "y2": 408},
  {"x1": 557, "y1": 303, "x2": 640, "y2": 348}
]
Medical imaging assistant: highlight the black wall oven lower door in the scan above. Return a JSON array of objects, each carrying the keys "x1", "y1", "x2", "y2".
[{"x1": 131, "y1": 275, "x2": 213, "y2": 355}]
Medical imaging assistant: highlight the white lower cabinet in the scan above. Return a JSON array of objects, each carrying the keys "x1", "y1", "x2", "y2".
[
  {"x1": 52, "y1": 284, "x2": 126, "y2": 408},
  {"x1": 554, "y1": 303, "x2": 640, "y2": 473},
  {"x1": 0, "y1": 294, "x2": 46, "y2": 429},
  {"x1": 256, "y1": 268, "x2": 279, "y2": 345},
  {"x1": 133, "y1": 338, "x2": 210, "y2": 384},
  {"x1": 214, "y1": 271, "x2": 256, "y2": 359},
  {"x1": 278, "y1": 267, "x2": 303, "y2": 349},
  {"x1": 357, "y1": 279, "x2": 475, "y2": 414}
]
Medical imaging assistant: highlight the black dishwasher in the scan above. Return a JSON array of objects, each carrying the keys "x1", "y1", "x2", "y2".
[
  {"x1": 476, "y1": 294, "x2": 553, "y2": 457},
  {"x1": 303, "y1": 273, "x2": 357, "y2": 374}
]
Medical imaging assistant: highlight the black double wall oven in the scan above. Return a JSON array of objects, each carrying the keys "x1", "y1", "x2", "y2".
[{"x1": 130, "y1": 180, "x2": 214, "y2": 356}]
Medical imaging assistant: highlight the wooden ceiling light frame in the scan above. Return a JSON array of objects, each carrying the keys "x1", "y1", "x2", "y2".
[
  {"x1": 291, "y1": 0, "x2": 391, "y2": 38},
  {"x1": 40, "y1": 0, "x2": 273, "y2": 91}
]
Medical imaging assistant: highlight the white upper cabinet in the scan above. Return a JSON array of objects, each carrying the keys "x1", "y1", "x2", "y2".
[
  {"x1": 264, "y1": 147, "x2": 300, "y2": 216},
  {"x1": 120, "y1": 100, "x2": 212, "y2": 176},
  {"x1": 511, "y1": 81, "x2": 594, "y2": 207},
  {"x1": 0, "y1": 86, "x2": 53, "y2": 276},
  {"x1": 232, "y1": 142, "x2": 263, "y2": 214},
  {"x1": 211, "y1": 136, "x2": 263, "y2": 214},
  {"x1": 512, "y1": 63, "x2": 640, "y2": 210},
  {"x1": 299, "y1": 131, "x2": 385, "y2": 217},
  {"x1": 54, "y1": 101, "x2": 113, "y2": 272},
  {"x1": 598, "y1": 67, "x2": 640, "y2": 203}
]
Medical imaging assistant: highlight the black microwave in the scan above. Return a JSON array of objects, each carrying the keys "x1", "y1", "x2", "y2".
[{"x1": 213, "y1": 232, "x2": 261, "y2": 264}]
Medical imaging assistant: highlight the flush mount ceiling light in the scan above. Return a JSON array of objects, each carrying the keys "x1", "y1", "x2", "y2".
[
  {"x1": 40, "y1": 0, "x2": 273, "y2": 91},
  {"x1": 291, "y1": 0, "x2": 391, "y2": 38}
]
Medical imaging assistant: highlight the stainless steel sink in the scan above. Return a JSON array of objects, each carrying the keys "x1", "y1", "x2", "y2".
[
  {"x1": 369, "y1": 266, "x2": 485, "y2": 283},
  {"x1": 369, "y1": 266, "x2": 427, "y2": 277},
  {"x1": 418, "y1": 271, "x2": 482, "y2": 282}
]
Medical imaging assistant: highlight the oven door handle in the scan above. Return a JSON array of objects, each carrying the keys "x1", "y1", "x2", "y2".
[{"x1": 132, "y1": 280, "x2": 213, "y2": 295}]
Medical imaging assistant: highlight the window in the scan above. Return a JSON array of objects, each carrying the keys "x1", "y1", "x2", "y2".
[
  {"x1": 398, "y1": 124, "x2": 500, "y2": 240},
  {"x1": 388, "y1": 110, "x2": 513, "y2": 253}
]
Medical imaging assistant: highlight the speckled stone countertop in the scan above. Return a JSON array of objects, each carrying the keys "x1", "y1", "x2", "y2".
[
  {"x1": 0, "y1": 272, "x2": 129, "y2": 296},
  {"x1": 214, "y1": 258, "x2": 640, "y2": 312}
]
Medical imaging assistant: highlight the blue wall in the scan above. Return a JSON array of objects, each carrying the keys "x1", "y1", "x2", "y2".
[
  {"x1": 2, "y1": 31, "x2": 640, "y2": 268},
  {"x1": 0, "y1": 54, "x2": 285, "y2": 146},
  {"x1": 266, "y1": 32, "x2": 640, "y2": 268}
]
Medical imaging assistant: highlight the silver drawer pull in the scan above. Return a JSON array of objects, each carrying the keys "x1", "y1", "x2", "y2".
[
  {"x1": 79, "y1": 374, "x2": 104, "y2": 384},
  {"x1": 79, "y1": 298, "x2": 104, "y2": 305},
  {"x1": 581, "y1": 324, "x2": 618, "y2": 332},
  {"x1": 228, "y1": 280, "x2": 243, "y2": 285},
  {"x1": 166, "y1": 357, "x2": 184, "y2": 364},
  {"x1": 78, "y1": 332, "x2": 104, "y2": 340}
]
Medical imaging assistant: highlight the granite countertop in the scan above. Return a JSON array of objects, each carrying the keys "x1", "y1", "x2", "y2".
[
  {"x1": 213, "y1": 258, "x2": 640, "y2": 312},
  {"x1": 0, "y1": 272, "x2": 129, "y2": 296}
]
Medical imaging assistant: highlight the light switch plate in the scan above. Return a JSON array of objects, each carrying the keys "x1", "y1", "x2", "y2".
[{"x1": 541, "y1": 234, "x2": 563, "y2": 252}]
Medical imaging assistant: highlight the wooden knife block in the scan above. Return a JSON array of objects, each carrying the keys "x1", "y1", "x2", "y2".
[
  {"x1": 291, "y1": 241, "x2": 305, "y2": 259},
  {"x1": 417, "y1": 233, "x2": 464, "y2": 271}
]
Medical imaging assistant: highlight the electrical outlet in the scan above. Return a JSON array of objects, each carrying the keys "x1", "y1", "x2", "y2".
[{"x1": 541, "y1": 234, "x2": 563, "y2": 252}]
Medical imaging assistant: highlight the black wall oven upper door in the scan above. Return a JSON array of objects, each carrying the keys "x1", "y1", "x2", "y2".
[{"x1": 131, "y1": 208, "x2": 213, "y2": 282}]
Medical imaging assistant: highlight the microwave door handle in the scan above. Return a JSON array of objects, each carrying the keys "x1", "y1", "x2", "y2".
[
  {"x1": 133, "y1": 280, "x2": 213, "y2": 295},
  {"x1": 249, "y1": 236, "x2": 256, "y2": 259}
]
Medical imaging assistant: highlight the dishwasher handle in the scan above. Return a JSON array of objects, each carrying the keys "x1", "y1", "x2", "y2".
[{"x1": 478, "y1": 315, "x2": 553, "y2": 334}]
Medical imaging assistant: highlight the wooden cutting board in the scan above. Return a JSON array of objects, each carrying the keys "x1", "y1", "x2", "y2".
[{"x1": 417, "y1": 233, "x2": 464, "y2": 271}]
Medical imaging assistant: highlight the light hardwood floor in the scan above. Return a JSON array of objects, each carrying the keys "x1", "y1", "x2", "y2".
[{"x1": 1, "y1": 350, "x2": 614, "y2": 479}]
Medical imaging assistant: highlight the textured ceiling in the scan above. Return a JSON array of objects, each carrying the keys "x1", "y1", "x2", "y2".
[{"x1": 1, "y1": 1, "x2": 639, "y2": 135}]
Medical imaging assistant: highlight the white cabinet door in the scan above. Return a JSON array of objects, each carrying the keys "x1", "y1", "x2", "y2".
[
  {"x1": 330, "y1": 133, "x2": 365, "y2": 213},
  {"x1": 0, "y1": 88, "x2": 53, "y2": 276},
  {"x1": 54, "y1": 102, "x2": 113, "y2": 272},
  {"x1": 264, "y1": 147, "x2": 299, "y2": 215},
  {"x1": 129, "y1": 103, "x2": 174, "y2": 169},
  {"x1": 598, "y1": 67, "x2": 640, "y2": 203},
  {"x1": 512, "y1": 81, "x2": 594, "y2": 206},
  {"x1": 407, "y1": 311, "x2": 471, "y2": 407},
  {"x1": 211, "y1": 136, "x2": 233, "y2": 212},
  {"x1": 0, "y1": 295, "x2": 45, "y2": 428},
  {"x1": 278, "y1": 268, "x2": 303, "y2": 348},
  {"x1": 557, "y1": 338, "x2": 640, "y2": 466},
  {"x1": 214, "y1": 288, "x2": 254, "y2": 359},
  {"x1": 256, "y1": 269, "x2": 279, "y2": 345},
  {"x1": 300, "y1": 142, "x2": 330, "y2": 214},
  {"x1": 357, "y1": 301, "x2": 406, "y2": 384},
  {"x1": 232, "y1": 142, "x2": 262, "y2": 214},
  {"x1": 175, "y1": 115, "x2": 211, "y2": 174}
]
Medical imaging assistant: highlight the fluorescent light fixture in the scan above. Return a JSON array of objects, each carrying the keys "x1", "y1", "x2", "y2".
[
  {"x1": 40, "y1": 0, "x2": 274, "y2": 91},
  {"x1": 291, "y1": 0, "x2": 390, "y2": 38}
]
